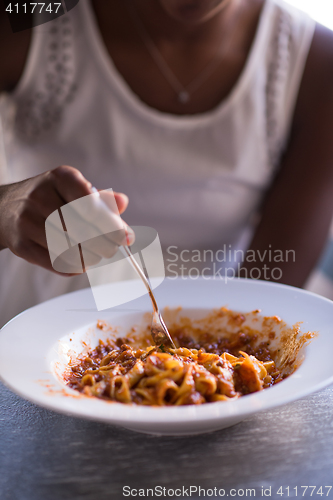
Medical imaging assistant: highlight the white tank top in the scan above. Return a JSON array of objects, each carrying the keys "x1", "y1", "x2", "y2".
[{"x1": 0, "y1": 0, "x2": 315, "y2": 326}]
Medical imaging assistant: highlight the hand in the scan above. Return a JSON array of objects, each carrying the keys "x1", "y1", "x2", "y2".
[{"x1": 0, "y1": 165, "x2": 132, "y2": 275}]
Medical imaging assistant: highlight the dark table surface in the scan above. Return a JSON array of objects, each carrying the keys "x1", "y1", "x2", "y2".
[{"x1": 0, "y1": 381, "x2": 333, "y2": 500}]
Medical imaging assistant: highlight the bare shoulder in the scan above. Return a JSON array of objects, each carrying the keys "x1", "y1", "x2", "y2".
[
  {"x1": 0, "y1": 4, "x2": 31, "y2": 93},
  {"x1": 294, "y1": 23, "x2": 333, "y2": 132},
  {"x1": 310, "y1": 23, "x2": 333, "y2": 68}
]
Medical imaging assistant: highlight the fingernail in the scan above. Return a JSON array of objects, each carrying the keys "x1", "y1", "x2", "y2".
[
  {"x1": 125, "y1": 226, "x2": 135, "y2": 246},
  {"x1": 118, "y1": 193, "x2": 129, "y2": 203}
]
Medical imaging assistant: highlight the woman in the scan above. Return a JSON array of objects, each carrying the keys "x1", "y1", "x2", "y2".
[{"x1": 0, "y1": 0, "x2": 333, "y2": 326}]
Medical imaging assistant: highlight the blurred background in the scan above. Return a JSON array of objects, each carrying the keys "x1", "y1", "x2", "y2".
[{"x1": 285, "y1": 0, "x2": 333, "y2": 29}]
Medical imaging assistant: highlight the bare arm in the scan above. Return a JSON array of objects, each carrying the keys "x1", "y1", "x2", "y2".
[
  {"x1": 241, "y1": 24, "x2": 333, "y2": 287},
  {"x1": 0, "y1": 5, "x2": 31, "y2": 92}
]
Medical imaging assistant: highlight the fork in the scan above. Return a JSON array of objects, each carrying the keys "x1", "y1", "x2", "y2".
[
  {"x1": 121, "y1": 244, "x2": 176, "y2": 349},
  {"x1": 90, "y1": 187, "x2": 175, "y2": 349}
]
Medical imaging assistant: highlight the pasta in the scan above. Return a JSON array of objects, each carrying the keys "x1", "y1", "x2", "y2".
[{"x1": 66, "y1": 318, "x2": 285, "y2": 406}]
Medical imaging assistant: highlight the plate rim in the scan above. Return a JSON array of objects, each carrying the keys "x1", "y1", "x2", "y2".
[{"x1": 1, "y1": 277, "x2": 333, "y2": 429}]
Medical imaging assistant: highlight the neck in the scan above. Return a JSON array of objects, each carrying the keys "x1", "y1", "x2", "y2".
[{"x1": 130, "y1": 0, "x2": 241, "y2": 44}]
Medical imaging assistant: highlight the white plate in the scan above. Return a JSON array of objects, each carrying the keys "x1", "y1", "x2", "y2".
[{"x1": 1, "y1": 277, "x2": 333, "y2": 436}]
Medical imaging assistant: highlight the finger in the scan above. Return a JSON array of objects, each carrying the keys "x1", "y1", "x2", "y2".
[
  {"x1": 97, "y1": 190, "x2": 134, "y2": 244},
  {"x1": 29, "y1": 187, "x2": 67, "y2": 221},
  {"x1": 49, "y1": 165, "x2": 92, "y2": 203},
  {"x1": 52, "y1": 244, "x2": 103, "y2": 274},
  {"x1": 20, "y1": 240, "x2": 78, "y2": 277},
  {"x1": 82, "y1": 234, "x2": 120, "y2": 260},
  {"x1": 95, "y1": 190, "x2": 128, "y2": 215},
  {"x1": 114, "y1": 193, "x2": 129, "y2": 215},
  {"x1": 49, "y1": 171, "x2": 131, "y2": 242},
  {"x1": 46, "y1": 207, "x2": 126, "y2": 262},
  {"x1": 61, "y1": 189, "x2": 134, "y2": 247},
  {"x1": 24, "y1": 211, "x2": 49, "y2": 250},
  {"x1": 45, "y1": 212, "x2": 107, "y2": 273}
]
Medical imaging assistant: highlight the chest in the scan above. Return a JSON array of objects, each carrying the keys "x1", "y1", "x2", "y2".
[{"x1": 91, "y1": 0, "x2": 264, "y2": 115}]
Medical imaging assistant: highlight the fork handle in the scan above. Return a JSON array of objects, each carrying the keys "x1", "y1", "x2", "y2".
[
  {"x1": 121, "y1": 245, "x2": 159, "y2": 313},
  {"x1": 89, "y1": 187, "x2": 158, "y2": 313}
]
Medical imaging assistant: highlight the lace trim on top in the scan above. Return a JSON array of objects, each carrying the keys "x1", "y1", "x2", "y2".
[
  {"x1": 14, "y1": 15, "x2": 78, "y2": 142},
  {"x1": 265, "y1": 7, "x2": 293, "y2": 168}
]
